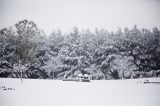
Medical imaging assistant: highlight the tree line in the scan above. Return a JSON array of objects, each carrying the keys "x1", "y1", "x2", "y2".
[{"x1": 0, "y1": 20, "x2": 160, "y2": 80}]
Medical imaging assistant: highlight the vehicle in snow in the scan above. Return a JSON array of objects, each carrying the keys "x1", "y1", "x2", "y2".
[
  {"x1": 62, "y1": 74, "x2": 90, "y2": 82},
  {"x1": 78, "y1": 74, "x2": 90, "y2": 82}
]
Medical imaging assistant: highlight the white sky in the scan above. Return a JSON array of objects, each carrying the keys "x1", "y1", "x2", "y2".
[{"x1": 0, "y1": 0, "x2": 160, "y2": 34}]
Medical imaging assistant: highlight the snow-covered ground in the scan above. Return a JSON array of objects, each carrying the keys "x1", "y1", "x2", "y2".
[{"x1": 0, "y1": 78, "x2": 160, "y2": 106}]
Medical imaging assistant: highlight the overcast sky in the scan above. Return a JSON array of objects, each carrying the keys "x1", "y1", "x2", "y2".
[{"x1": 0, "y1": 0, "x2": 160, "y2": 34}]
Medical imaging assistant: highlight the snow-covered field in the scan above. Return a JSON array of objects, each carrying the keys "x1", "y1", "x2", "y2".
[{"x1": 0, "y1": 78, "x2": 160, "y2": 106}]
